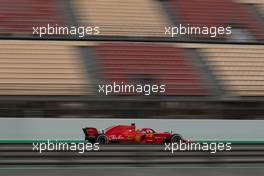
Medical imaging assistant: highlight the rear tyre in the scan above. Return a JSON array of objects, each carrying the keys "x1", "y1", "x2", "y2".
[
  {"x1": 168, "y1": 134, "x2": 183, "y2": 143},
  {"x1": 96, "y1": 134, "x2": 109, "y2": 144}
]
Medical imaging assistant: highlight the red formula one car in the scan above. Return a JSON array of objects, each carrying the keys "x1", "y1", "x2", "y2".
[{"x1": 83, "y1": 123, "x2": 185, "y2": 144}]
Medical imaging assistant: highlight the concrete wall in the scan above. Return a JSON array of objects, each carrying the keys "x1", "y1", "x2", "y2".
[{"x1": 0, "y1": 118, "x2": 263, "y2": 141}]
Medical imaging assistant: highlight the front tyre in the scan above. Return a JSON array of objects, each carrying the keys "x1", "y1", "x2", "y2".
[{"x1": 96, "y1": 134, "x2": 109, "y2": 144}]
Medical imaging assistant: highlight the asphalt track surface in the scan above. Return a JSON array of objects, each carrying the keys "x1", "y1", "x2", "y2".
[
  {"x1": 1, "y1": 143, "x2": 264, "y2": 176},
  {"x1": 1, "y1": 143, "x2": 264, "y2": 166},
  {"x1": 1, "y1": 167, "x2": 264, "y2": 176}
]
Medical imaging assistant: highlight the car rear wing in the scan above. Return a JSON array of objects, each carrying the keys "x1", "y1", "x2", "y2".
[{"x1": 82, "y1": 127, "x2": 99, "y2": 137}]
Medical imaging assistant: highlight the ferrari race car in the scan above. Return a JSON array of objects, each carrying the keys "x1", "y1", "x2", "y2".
[{"x1": 83, "y1": 123, "x2": 186, "y2": 144}]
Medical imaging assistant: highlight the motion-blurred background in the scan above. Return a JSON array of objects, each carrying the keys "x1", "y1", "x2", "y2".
[
  {"x1": 0, "y1": 0, "x2": 264, "y2": 175},
  {"x1": 0, "y1": 0, "x2": 264, "y2": 119}
]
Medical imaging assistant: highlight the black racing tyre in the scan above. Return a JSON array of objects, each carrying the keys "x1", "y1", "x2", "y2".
[
  {"x1": 96, "y1": 134, "x2": 109, "y2": 144},
  {"x1": 168, "y1": 134, "x2": 183, "y2": 143}
]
